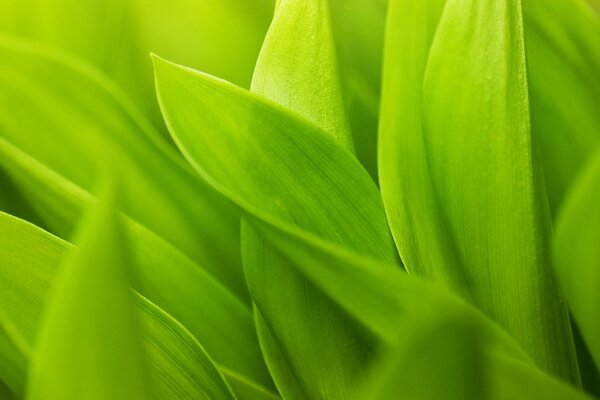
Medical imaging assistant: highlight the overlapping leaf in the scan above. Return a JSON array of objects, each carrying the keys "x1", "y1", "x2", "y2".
[
  {"x1": 26, "y1": 179, "x2": 151, "y2": 400},
  {"x1": 0, "y1": 35, "x2": 246, "y2": 302},
  {"x1": 379, "y1": 0, "x2": 578, "y2": 382},
  {"x1": 0, "y1": 140, "x2": 273, "y2": 395},
  {"x1": 154, "y1": 42, "x2": 398, "y2": 398},
  {"x1": 554, "y1": 150, "x2": 600, "y2": 370}
]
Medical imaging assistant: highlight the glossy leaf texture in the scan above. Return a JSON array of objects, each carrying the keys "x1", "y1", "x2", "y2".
[
  {"x1": 0, "y1": 35, "x2": 247, "y2": 302},
  {"x1": 25, "y1": 179, "x2": 151, "y2": 400},
  {"x1": 153, "y1": 51, "x2": 399, "y2": 398},
  {"x1": 0, "y1": 209, "x2": 248, "y2": 400},
  {"x1": 554, "y1": 150, "x2": 600, "y2": 370},
  {"x1": 379, "y1": 0, "x2": 578, "y2": 382},
  {"x1": 0, "y1": 139, "x2": 274, "y2": 396}
]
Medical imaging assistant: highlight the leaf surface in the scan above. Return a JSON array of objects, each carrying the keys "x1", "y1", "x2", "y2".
[
  {"x1": 0, "y1": 209, "x2": 241, "y2": 400},
  {"x1": 379, "y1": 0, "x2": 578, "y2": 381},
  {"x1": 153, "y1": 51, "x2": 399, "y2": 398}
]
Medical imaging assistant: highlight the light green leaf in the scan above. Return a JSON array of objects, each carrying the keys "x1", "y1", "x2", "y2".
[
  {"x1": 329, "y1": 0, "x2": 387, "y2": 178},
  {"x1": 244, "y1": 2, "x2": 361, "y2": 397},
  {"x1": 244, "y1": 213, "x2": 589, "y2": 400},
  {"x1": 153, "y1": 53, "x2": 399, "y2": 399},
  {"x1": 554, "y1": 150, "x2": 600, "y2": 370},
  {"x1": 524, "y1": 0, "x2": 600, "y2": 214},
  {"x1": 0, "y1": 139, "x2": 272, "y2": 393},
  {"x1": 380, "y1": 0, "x2": 578, "y2": 382},
  {"x1": 26, "y1": 179, "x2": 150, "y2": 400},
  {"x1": 0, "y1": 209, "x2": 240, "y2": 399},
  {"x1": 0, "y1": 35, "x2": 247, "y2": 302},
  {"x1": 253, "y1": 0, "x2": 352, "y2": 148}
]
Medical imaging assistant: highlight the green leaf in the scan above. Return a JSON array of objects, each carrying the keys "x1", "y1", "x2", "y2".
[
  {"x1": 0, "y1": 139, "x2": 272, "y2": 393},
  {"x1": 244, "y1": 213, "x2": 589, "y2": 400},
  {"x1": 25, "y1": 179, "x2": 150, "y2": 400},
  {"x1": 253, "y1": 0, "x2": 352, "y2": 148},
  {"x1": 0, "y1": 34, "x2": 247, "y2": 303},
  {"x1": 524, "y1": 0, "x2": 600, "y2": 214},
  {"x1": 360, "y1": 316, "x2": 483, "y2": 400},
  {"x1": 153, "y1": 53, "x2": 399, "y2": 399},
  {"x1": 0, "y1": 209, "x2": 242, "y2": 399},
  {"x1": 329, "y1": 0, "x2": 387, "y2": 179},
  {"x1": 554, "y1": 150, "x2": 600, "y2": 370},
  {"x1": 380, "y1": 0, "x2": 578, "y2": 382},
  {"x1": 244, "y1": 2, "x2": 364, "y2": 397}
]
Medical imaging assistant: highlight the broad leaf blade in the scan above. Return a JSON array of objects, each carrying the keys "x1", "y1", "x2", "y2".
[
  {"x1": 380, "y1": 0, "x2": 578, "y2": 381},
  {"x1": 26, "y1": 179, "x2": 150, "y2": 400},
  {"x1": 153, "y1": 54, "x2": 399, "y2": 399},
  {"x1": 245, "y1": 2, "x2": 361, "y2": 397}
]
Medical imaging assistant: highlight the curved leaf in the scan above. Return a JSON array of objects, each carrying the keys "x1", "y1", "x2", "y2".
[
  {"x1": 253, "y1": 0, "x2": 352, "y2": 148},
  {"x1": 25, "y1": 179, "x2": 150, "y2": 400},
  {"x1": 0, "y1": 35, "x2": 247, "y2": 302},
  {"x1": 380, "y1": 0, "x2": 578, "y2": 382},
  {"x1": 360, "y1": 316, "x2": 483, "y2": 400},
  {"x1": 244, "y1": 2, "x2": 362, "y2": 397},
  {"x1": 524, "y1": 0, "x2": 600, "y2": 213},
  {"x1": 0, "y1": 139, "x2": 272, "y2": 393},
  {"x1": 554, "y1": 150, "x2": 600, "y2": 370},
  {"x1": 0, "y1": 210, "x2": 239, "y2": 399},
  {"x1": 153, "y1": 53, "x2": 399, "y2": 399}
]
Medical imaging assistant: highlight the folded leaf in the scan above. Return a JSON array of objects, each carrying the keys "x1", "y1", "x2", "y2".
[
  {"x1": 153, "y1": 53, "x2": 399, "y2": 399},
  {"x1": 554, "y1": 150, "x2": 600, "y2": 370},
  {"x1": 380, "y1": 0, "x2": 578, "y2": 382},
  {"x1": 0, "y1": 139, "x2": 272, "y2": 393},
  {"x1": 0, "y1": 35, "x2": 247, "y2": 302}
]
